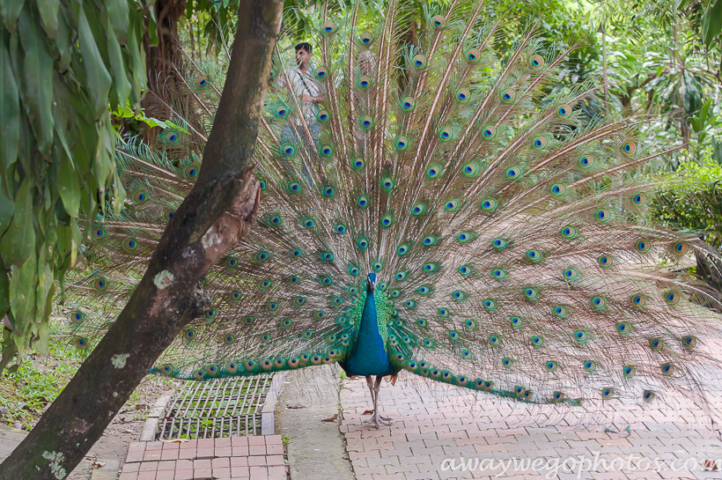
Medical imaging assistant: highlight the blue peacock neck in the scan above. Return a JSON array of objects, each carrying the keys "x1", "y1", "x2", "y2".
[{"x1": 340, "y1": 273, "x2": 396, "y2": 377}]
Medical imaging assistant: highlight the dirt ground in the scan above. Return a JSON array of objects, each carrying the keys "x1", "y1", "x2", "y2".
[
  {"x1": 69, "y1": 375, "x2": 179, "y2": 480},
  {"x1": 0, "y1": 371, "x2": 178, "y2": 479}
]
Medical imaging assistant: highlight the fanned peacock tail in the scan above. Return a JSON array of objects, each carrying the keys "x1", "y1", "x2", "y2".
[{"x1": 59, "y1": 0, "x2": 722, "y2": 411}]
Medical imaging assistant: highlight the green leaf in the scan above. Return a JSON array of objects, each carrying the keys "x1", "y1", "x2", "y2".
[
  {"x1": 77, "y1": 5, "x2": 112, "y2": 118},
  {"x1": 112, "y1": 168, "x2": 126, "y2": 217},
  {"x1": 37, "y1": 0, "x2": 60, "y2": 39},
  {"x1": 57, "y1": 156, "x2": 81, "y2": 217},
  {"x1": 0, "y1": 270, "x2": 9, "y2": 319},
  {"x1": 0, "y1": 177, "x2": 35, "y2": 267},
  {"x1": 0, "y1": 169, "x2": 14, "y2": 238},
  {"x1": 94, "y1": 116, "x2": 114, "y2": 199},
  {"x1": 105, "y1": 0, "x2": 130, "y2": 43},
  {"x1": 17, "y1": 6, "x2": 54, "y2": 156},
  {"x1": 146, "y1": 4, "x2": 159, "y2": 46},
  {"x1": 55, "y1": 6, "x2": 73, "y2": 72},
  {"x1": 703, "y1": 0, "x2": 722, "y2": 47},
  {"x1": 106, "y1": 15, "x2": 131, "y2": 108},
  {"x1": 35, "y1": 243, "x2": 53, "y2": 348},
  {"x1": 0, "y1": 0, "x2": 25, "y2": 32},
  {"x1": 713, "y1": 138, "x2": 722, "y2": 165},
  {"x1": 9, "y1": 255, "x2": 38, "y2": 338},
  {"x1": 0, "y1": 28, "x2": 19, "y2": 179},
  {"x1": 126, "y1": 18, "x2": 145, "y2": 104}
]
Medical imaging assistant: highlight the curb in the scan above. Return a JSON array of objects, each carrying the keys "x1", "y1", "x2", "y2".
[
  {"x1": 139, "y1": 392, "x2": 174, "y2": 441},
  {"x1": 262, "y1": 371, "x2": 287, "y2": 436}
]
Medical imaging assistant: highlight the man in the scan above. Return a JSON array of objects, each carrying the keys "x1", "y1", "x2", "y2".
[{"x1": 275, "y1": 42, "x2": 325, "y2": 149}]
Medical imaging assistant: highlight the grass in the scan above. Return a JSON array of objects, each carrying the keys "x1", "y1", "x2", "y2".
[
  {"x1": 0, "y1": 339, "x2": 85, "y2": 429},
  {"x1": 0, "y1": 338, "x2": 176, "y2": 430}
]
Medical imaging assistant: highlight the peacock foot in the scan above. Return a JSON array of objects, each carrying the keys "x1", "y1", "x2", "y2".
[{"x1": 363, "y1": 411, "x2": 392, "y2": 428}]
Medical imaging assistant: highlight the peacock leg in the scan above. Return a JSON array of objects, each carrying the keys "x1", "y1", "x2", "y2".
[
  {"x1": 362, "y1": 376, "x2": 380, "y2": 427},
  {"x1": 362, "y1": 376, "x2": 390, "y2": 428},
  {"x1": 365, "y1": 375, "x2": 376, "y2": 405},
  {"x1": 372, "y1": 375, "x2": 392, "y2": 426}
]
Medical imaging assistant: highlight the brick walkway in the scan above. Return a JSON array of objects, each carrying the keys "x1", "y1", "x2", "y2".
[
  {"x1": 118, "y1": 436, "x2": 286, "y2": 480},
  {"x1": 340, "y1": 375, "x2": 722, "y2": 480}
]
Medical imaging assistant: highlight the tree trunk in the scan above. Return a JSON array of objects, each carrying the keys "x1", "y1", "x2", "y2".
[
  {"x1": 144, "y1": 0, "x2": 187, "y2": 87},
  {"x1": 0, "y1": 1, "x2": 284, "y2": 479}
]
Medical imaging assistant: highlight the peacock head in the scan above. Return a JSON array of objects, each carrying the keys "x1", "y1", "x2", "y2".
[{"x1": 367, "y1": 273, "x2": 377, "y2": 292}]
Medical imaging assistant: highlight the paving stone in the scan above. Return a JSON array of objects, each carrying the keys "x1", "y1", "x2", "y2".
[{"x1": 340, "y1": 376, "x2": 722, "y2": 480}]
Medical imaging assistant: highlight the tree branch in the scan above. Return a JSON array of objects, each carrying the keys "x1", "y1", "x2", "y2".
[{"x1": 0, "y1": 1, "x2": 283, "y2": 478}]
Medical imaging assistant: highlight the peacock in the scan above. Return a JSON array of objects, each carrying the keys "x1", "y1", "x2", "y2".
[{"x1": 60, "y1": 0, "x2": 722, "y2": 429}]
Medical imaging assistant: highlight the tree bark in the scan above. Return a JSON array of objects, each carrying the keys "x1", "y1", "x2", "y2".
[
  {"x1": 0, "y1": 1, "x2": 283, "y2": 478},
  {"x1": 141, "y1": 0, "x2": 188, "y2": 143}
]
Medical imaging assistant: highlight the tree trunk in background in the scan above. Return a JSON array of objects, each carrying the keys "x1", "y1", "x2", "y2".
[
  {"x1": 0, "y1": 1, "x2": 284, "y2": 478},
  {"x1": 142, "y1": 0, "x2": 188, "y2": 142}
]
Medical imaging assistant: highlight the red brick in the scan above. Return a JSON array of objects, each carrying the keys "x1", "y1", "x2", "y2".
[
  {"x1": 266, "y1": 444, "x2": 283, "y2": 455},
  {"x1": 126, "y1": 451, "x2": 144, "y2": 463},
  {"x1": 157, "y1": 460, "x2": 175, "y2": 471},
  {"x1": 173, "y1": 470, "x2": 193, "y2": 480},
  {"x1": 249, "y1": 445, "x2": 266, "y2": 456},
  {"x1": 232, "y1": 447, "x2": 249, "y2": 457},
  {"x1": 266, "y1": 455, "x2": 284, "y2": 466},
  {"x1": 248, "y1": 456, "x2": 266, "y2": 467},
  {"x1": 231, "y1": 437, "x2": 249, "y2": 447},
  {"x1": 248, "y1": 436, "x2": 265, "y2": 446},
  {"x1": 215, "y1": 446, "x2": 232, "y2": 457},
  {"x1": 160, "y1": 450, "x2": 179, "y2": 461},
  {"x1": 146, "y1": 441, "x2": 163, "y2": 450},
  {"x1": 231, "y1": 456, "x2": 248, "y2": 467},
  {"x1": 155, "y1": 470, "x2": 174, "y2": 480},
  {"x1": 267, "y1": 466, "x2": 286, "y2": 480},
  {"x1": 179, "y1": 440, "x2": 197, "y2": 450},
  {"x1": 137, "y1": 472, "x2": 156, "y2": 480},
  {"x1": 119, "y1": 473, "x2": 137, "y2": 480},
  {"x1": 195, "y1": 447, "x2": 214, "y2": 458},
  {"x1": 194, "y1": 467, "x2": 212, "y2": 478},
  {"x1": 143, "y1": 451, "x2": 162, "y2": 461},
  {"x1": 231, "y1": 465, "x2": 250, "y2": 478},
  {"x1": 265, "y1": 435, "x2": 283, "y2": 445},
  {"x1": 122, "y1": 463, "x2": 140, "y2": 473},
  {"x1": 139, "y1": 462, "x2": 158, "y2": 471},
  {"x1": 129, "y1": 442, "x2": 147, "y2": 452},
  {"x1": 212, "y1": 457, "x2": 230, "y2": 469},
  {"x1": 178, "y1": 449, "x2": 196, "y2": 460},
  {"x1": 215, "y1": 437, "x2": 231, "y2": 447},
  {"x1": 193, "y1": 459, "x2": 211, "y2": 469},
  {"x1": 175, "y1": 459, "x2": 192, "y2": 471},
  {"x1": 249, "y1": 466, "x2": 268, "y2": 479},
  {"x1": 197, "y1": 438, "x2": 214, "y2": 448},
  {"x1": 213, "y1": 467, "x2": 231, "y2": 479},
  {"x1": 162, "y1": 442, "x2": 179, "y2": 451}
]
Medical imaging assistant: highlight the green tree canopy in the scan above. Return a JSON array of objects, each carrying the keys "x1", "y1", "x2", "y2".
[{"x1": 0, "y1": 0, "x2": 146, "y2": 367}]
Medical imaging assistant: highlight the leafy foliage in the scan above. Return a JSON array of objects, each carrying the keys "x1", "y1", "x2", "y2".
[
  {"x1": 0, "y1": 1, "x2": 146, "y2": 367},
  {"x1": 653, "y1": 160, "x2": 722, "y2": 248}
]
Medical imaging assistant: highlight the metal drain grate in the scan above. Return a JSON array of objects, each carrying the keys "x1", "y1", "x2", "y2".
[{"x1": 158, "y1": 374, "x2": 274, "y2": 439}]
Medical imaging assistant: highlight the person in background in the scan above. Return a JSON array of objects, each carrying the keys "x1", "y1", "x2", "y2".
[{"x1": 275, "y1": 42, "x2": 325, "y2": 150}]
